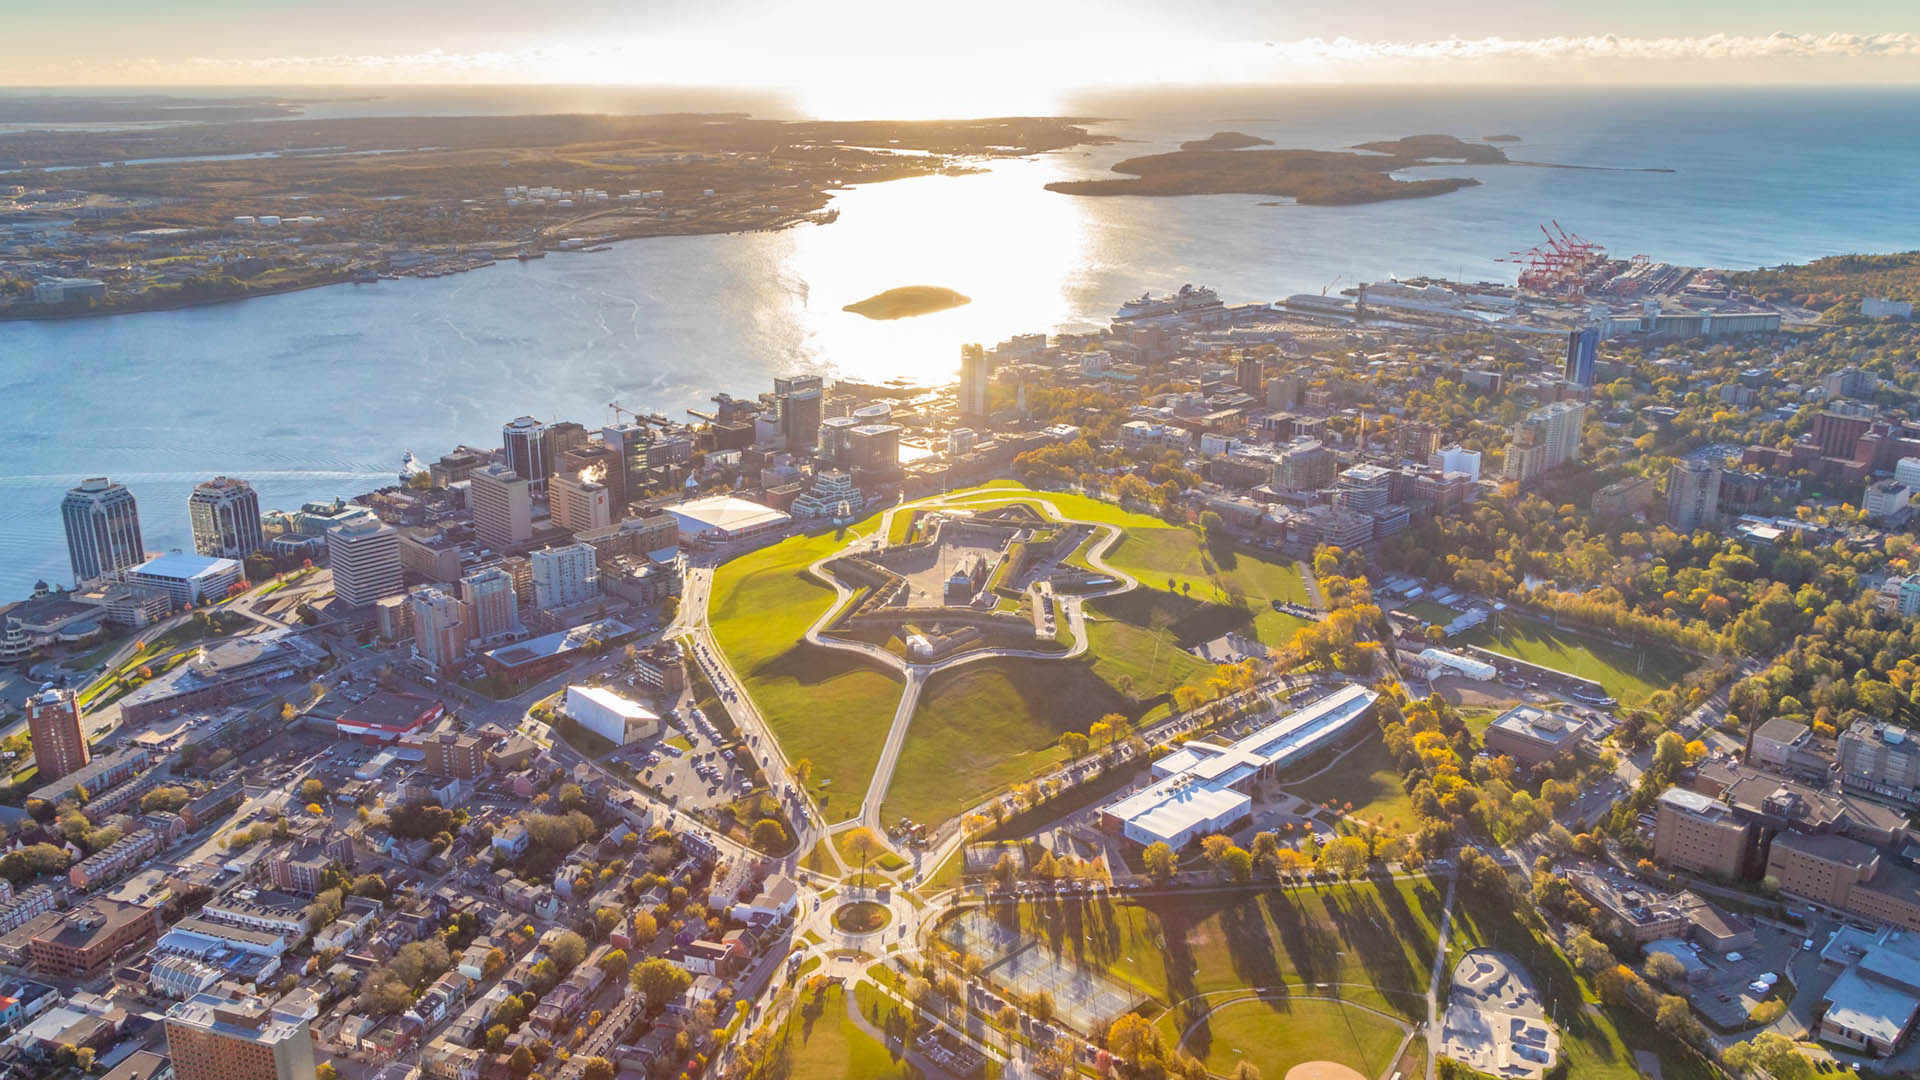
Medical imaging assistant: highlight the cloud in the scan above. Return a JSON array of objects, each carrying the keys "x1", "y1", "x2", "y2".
[
  {"x1": 39, "y1": 30, "x2": 1920, "y2": 88},
  {"x1": 1251, "y1": 32, "x2": 1920, "y2": 66}
]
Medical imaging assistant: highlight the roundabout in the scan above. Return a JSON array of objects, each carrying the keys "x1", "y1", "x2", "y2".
[{"x1": 832, "y1": 900, "x2": 893, "y2": 934}]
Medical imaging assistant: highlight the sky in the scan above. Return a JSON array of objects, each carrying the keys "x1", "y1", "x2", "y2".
[{"x1": 7, "y1": 1, "x2": 1920, "y2": 117}]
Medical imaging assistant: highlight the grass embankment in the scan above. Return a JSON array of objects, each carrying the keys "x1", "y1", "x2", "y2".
[
  {"x1": 870, "y1": 483, "x2": 1321, "y2": 829},
  {"x1": 1458, "y1": 614, "x2": 1696, "y2": 706},
  {"x1": 1285, "y1": 734, "x2": 1416, "y2": 831},
  {"x1": 1169, "y1": 997, "x2": 1407, "y2": 1080},
  {"x1": 761, "y1": 983, "x2": 914, "y2": 1080},
  {"x1": 708, "y1": 519, "x2": 904, "y2": 823},
  {"x1": 881, "y1": 659, "x2": 1134, "y2": 828}
]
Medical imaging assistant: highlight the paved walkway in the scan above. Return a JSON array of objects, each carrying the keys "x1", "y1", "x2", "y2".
[{"x1": 1424, "y1": 872, "x2": 1460, "y2": 1080}]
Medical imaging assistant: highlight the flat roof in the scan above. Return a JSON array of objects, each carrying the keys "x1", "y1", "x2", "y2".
[
  {"x1": 335, "y1": 692, "x2": 442, "y2": 737},
  {"x1": 1106, "y1": 685, "x2": 1376, "y2": 841},
  {"x1": 567, "y1": 685, "x2": 656, "y2": 721},
  {"x1": 1822, "y1": 967, "x2": 1920, "y2": 1046},
  {"x1": 486, "y1": 619, "x2": 634, "y2": 666},
  {"x1": 1489, "y1": 704, "x2": 1587, "y2": 747},
  {"x1": 1657, "y1": 786, "x2": 1727, "y2": 817},
  {"x1": 667, "y1": 496, "x2": 790, "y2": 535},
  {"x1": 131, "y1": 553, "x2": 241, "y2": 580}
]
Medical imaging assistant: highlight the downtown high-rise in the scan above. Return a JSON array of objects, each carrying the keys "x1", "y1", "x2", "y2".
[
  {"x1": 188, "y1": 476, "x2": 265, "y2": 560},
  {"x1": 62, "y1": 477, "x2": 145, "y2": 584}
]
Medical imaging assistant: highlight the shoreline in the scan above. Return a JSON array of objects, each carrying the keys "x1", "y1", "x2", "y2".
[{"x1": 0, "y1": 208, "x2": 828, "y2": 324}]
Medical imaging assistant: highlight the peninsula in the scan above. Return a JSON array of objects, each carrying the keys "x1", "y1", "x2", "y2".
[
  {"x1": 841, "y1": 285, "x2": 971, "y2": 320},
  {"x1": 0, "y1": 112, "x2": 1106, "y2": 320}
]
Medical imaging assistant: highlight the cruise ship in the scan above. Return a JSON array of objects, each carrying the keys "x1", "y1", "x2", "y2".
[{"x1": 1113, "y1": 283, "x2": 1224, "y2": 323}]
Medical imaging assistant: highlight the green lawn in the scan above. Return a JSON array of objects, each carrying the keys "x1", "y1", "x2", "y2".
[
  {"x1": 1167, "y1": 997, "x2": 1408, "y2": 1080},
  {"x1": 982, "y1": 877, "x2": 1447, "y2": 1021},
  {"x1": 881, "y1": 659, "x2": 1134, "y2": 828},
  {"x1": 931, "y1": 482, "x2": 1310, "y2": 642},
  {"x1": 1458, "y1": 614, "x2": 1696, "y2": 706},
  {"x1": 835, "y1": 830, "x2": 908, "y2": 873},
  {"x1": 762, "y1": 983, "x2": 915, "y2": 1080},
  {"x1": 1399, "y1": 600, "x2": 1461, "y2": 626},
  {"x1": 708, "y1": 519, "x2": 904, "y2": 822},
  {"x1": 1285, "y1": 733, "x2": 1416, "y2": 832},
  {"x1": 1082, "y1": 589, "x2": 1223, "y2": 700}
]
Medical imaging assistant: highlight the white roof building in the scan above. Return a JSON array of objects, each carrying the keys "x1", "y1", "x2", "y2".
[
  {"x1": 126, "y1": 553, "x2": 244, "y2": 608},
  {"x1": 667, "y1": 496, "x2": 791, "y2": 543},
  {"x1": 1418, "y1": 647, "x2": 1497, "y2": 681},
  {"x1": 1100, "y1": 684, "x2": 1377, "y2": 849}
]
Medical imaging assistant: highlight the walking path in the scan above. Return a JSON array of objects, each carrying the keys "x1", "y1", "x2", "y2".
[
  {"x1": 787, "y1": 490, "x2": 1141, "y2": 856},
  {"x1": 1424, "y1": 872, "x2": 1460, "y2": 1080}
]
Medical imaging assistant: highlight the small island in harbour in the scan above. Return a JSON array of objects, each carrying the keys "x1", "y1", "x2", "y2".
[
  {"x1": 1482, "y1": 133, "x2": 1523, "y2": 142},
  {"x1": 1179, "y1": 131, "x2": 1274, "y2": 150},
  {"x1": 842, "y1": 285, "x2": 972, "y2": 320},
  {"x1": 1044, "y1": 132, "x2": 1506, "y2": 205}
]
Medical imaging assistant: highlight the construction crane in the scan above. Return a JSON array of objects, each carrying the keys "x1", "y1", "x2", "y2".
[
  {"x1": 1500, "y1": 221, "x2": 1608, "y2": 295},
  {"x1": 608, "y1": 401, "x2": 634, "y2": 425}
]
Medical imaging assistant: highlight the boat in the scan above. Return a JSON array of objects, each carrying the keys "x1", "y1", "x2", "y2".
[
  {"x1": 1113, "y1": 283, "x2": 1223, "y2": 323},
  {"x1": 400, "y1": 451, "x2": 427, "y2": 483},
  {"x1": 515, "y1": 249, "x2": 546, "y2": 261}
]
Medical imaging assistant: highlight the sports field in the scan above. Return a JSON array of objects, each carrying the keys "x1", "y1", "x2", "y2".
[
  {"x1": 1166, "y1": 997, "x2": 1409, "y2": 1080},
  {"x1": 707, "y1": 519, "x2": 904, "y2": 821},
  {"x1": 1458, "y1": 614, "x2": 1696, "y2": 705},
  {"x1": 969, "y1": 877, "x2": 1446, "y2": 1020},
  {"x1": 1399, "y1": 600, "x2": 1461, "y2": 626}
]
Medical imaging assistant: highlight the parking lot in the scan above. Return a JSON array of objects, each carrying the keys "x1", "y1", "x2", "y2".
[
  {"x1": 1680, "y1": 920, "x2": 1811, "y2": 1030},
  {"x1": 602, "y1": 687, "x2": 769, "y2": 818}
]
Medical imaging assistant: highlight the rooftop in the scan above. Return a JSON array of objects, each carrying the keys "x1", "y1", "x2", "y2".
[
  {"x1": 1105, "y1": 685, "x2": 1377, "y2": 842},
  {"x1": 129, "y1": 553, "x2": 241, "y2": 581},
  {"x1": 567, "y1": 684, "x2": 656, "y2": 721},
  {"x1": 486, "y1": 619, "x2": 634, "y2": 667},
  {"x1": 666, "y1": 495, "x2": 791, "y2": 535},
  {"x1": 1489, "y1": 704, "x2": 1588, "y2": 747},
  {"x1": 166, "y1": 991, "x2": 308, "y2": 1046},
  {"x1": 1822, "y1": 966, "x2": 1919, "y2": 1047}
]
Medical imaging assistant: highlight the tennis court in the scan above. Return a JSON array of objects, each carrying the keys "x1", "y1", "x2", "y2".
[
  {"x1": 939, "y1": 910, "x2": 1143, "y2": 1031},
  {"x1": 990, "y1": 941, "x2": 1143, "y2": 1032}
]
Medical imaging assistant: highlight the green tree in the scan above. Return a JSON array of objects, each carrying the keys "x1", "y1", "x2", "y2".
[
  {"x1": 1142, "y1": 842, "x2": 1176, "y2": 882},
  {"x1": 630, "y1": 957, "x2": 692, "y2": 1009},
  {"x1": 597, "y1": 948, "x2": 630, "y2": 981},
  {"x1": 841, "y1": 827, "x2": 884, "y2": 873},
  {"x1": 751, "y1": 818, "x2": 789, "y2": 852}
]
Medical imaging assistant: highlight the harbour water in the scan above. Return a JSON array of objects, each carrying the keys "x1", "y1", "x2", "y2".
[{"x1": 4, "y1": 85, "x2": 1920, "y2": 594}]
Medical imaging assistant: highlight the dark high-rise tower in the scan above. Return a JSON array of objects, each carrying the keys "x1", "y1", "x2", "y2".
[
  {"x1": 62, "y1": 477, "x2": 144, "y2": 584},
  {"x1": 189, "y1": 476, "x2": 264, "y2": 560},
  {"x1": 501, "y1": 416, "x2": 552, "y2": 493},
  {"x1": 1563, "y1": 327, "x2": 1598, "y2": 388}
]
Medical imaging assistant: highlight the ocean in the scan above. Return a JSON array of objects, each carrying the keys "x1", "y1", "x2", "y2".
[{"x1": 3, "y1": 84, "x2": 1919, "y2": 596}]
